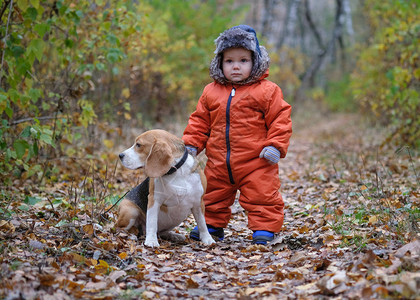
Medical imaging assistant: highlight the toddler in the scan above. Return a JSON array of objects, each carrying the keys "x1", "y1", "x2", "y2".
[{"x1": 183, "y1": 25, "x2": 292, "y2": 245}]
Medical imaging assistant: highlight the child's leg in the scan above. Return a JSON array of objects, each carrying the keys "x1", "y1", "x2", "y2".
[
  {"x1": 203, "y1": 177, "x2": 237, "y2": 228},
  {"x1": 238, "y1": 167, "x2": 284, "y2": 232}
]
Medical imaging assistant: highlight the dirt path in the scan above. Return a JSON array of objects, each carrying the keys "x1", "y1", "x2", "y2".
[{"x1": 0, "y1": 113, "x2": 418, "y2": 299}]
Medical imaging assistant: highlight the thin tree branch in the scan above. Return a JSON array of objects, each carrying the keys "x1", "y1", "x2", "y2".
[
  {"x1": 0, "y1": 0, "x2": 13, "y2": 87},
  {"x1": 7, "y1": 116, "x2": 60, "y2": 126},
  {"x1": 296, "y1": 0, "x2": 345, "y2": 98},
  {"x1": 303, "y1": 0, "x2": 325, "y2": 51},
  {"x1": 0, "y1": 0, "x2": 11, "y2": 23}
]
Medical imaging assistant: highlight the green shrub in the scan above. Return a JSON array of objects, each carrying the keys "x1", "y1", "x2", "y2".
[{"x1": 351, "y1": 0, "x2": 419, "y2": 147}]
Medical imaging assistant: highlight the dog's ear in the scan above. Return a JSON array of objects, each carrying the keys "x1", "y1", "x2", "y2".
[{"x1": 145, "y1": 138, "x2": 174, "y2": 177}]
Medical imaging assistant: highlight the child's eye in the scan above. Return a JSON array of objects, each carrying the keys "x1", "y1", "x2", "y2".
[
  {"x1": 241, "y1": 59, "x2": 249, "y2": 63},
  {"x1": 225, "y1": 59, "x2": 232, "y2": 63}
]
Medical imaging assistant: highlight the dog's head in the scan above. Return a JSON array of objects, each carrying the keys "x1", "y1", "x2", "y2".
[{"x1": 119, "y1": 130, "x2": 184, "y2": 178}]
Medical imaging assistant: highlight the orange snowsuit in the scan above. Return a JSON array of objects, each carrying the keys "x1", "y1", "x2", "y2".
[{"x1": 183, "y1": 71, "x2": 292, "y2": 232}]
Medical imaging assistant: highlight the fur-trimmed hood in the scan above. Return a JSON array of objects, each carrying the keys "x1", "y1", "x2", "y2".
[{"x1": 209, "y1": 25, "x2": 270, "y2": 85}]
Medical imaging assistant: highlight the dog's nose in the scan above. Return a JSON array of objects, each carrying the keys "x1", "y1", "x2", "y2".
[{"x1": 119, "y1": 153, "x2": 125, "y2": 160}]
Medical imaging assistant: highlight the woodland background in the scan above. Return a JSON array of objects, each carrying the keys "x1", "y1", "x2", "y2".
[{"x1": 0, "y1": 0, "x2": 419, "y2": 299}]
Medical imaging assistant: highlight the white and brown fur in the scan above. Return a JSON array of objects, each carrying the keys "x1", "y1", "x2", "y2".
[{"x1": 116, "y1": 129, "x2": 215, "y2": 247}]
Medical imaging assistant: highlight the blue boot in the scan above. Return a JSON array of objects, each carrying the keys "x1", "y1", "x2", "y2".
[
  {"x1": 252, "y1": 230, "x2": 274, "y2": 245},
  {"x1": 190, "y1": 225, "x2": 224, "y2": 241}
]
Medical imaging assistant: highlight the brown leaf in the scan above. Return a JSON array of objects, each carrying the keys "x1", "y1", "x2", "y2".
[
  {"x1": 289, "y1": 252, "x2": 306, "y2": 266},
  {"x1": 317, "y1": 270, "x2": 348, "y2": 295},
  {"x1": 0, "y1": 220, "x2": 15, "y2": 233},
  {"x1": 395, "y1": 240, "x2": 420, "y2": 258},
  {"x1": 186, "y1": 277, "x2": 199, "y2": 289},
  {"x1": 39, "y1": 273, "x2": 56, "y2": 287},
  {"x1": 247, "y1": 265, "x2": 260, "y2": 275},
  {"x1": 82, "y1": 224, "x2": 94, "y2": 235},
  {"x1": 108, "y1": 270, "x2": 126, "y2": 282}
]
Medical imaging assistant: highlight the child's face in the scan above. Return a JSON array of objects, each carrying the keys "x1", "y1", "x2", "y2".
[{"x1": 222, "y1": 48, "x2": 253, "y2": 82}]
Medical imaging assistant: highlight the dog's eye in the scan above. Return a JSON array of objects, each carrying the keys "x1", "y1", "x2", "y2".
[{"x1": 136, "y1": 143, "x2": 141, "y2": 148}]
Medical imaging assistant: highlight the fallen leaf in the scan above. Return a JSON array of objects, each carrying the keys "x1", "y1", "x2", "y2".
[
  {"x1": 108, "y1": 270, "x2": 126, "y2": 282},
  {"x1": 186, "y1": 277, "x2": 199, "y2": 289},
  {"x1": 395, "y1": 240, "x2": 420, "y2": 258},
  {"x1": 0, "y1": 220, "x2": 15, "y2": 233}
]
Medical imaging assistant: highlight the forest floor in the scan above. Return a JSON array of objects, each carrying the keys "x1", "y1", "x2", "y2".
[{"x1": 0, "y1": 109, "x2": 419, "y2": 299}]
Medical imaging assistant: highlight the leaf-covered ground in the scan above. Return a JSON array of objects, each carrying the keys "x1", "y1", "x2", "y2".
[{"x1": 1, "y1": 112, "x2": 419, "y2": 299}]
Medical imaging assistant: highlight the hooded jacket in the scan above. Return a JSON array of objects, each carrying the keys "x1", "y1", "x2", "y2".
[{"x1": 183, "y1": 25, "x2": 292, "y2": 185}]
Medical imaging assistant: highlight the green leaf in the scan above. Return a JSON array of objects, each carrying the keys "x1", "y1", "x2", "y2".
[
  {"x1": 34, "y1": 23, "x2": 50, "y2": 38},
  {"x1": 13, "y1": 139, "x2": 29, "y2": 159},
  {"x1": 21, "y1": 126, "x2": 31, "y2": 138},
  {"x1": 65, "y1": 39, "x2": 74, "y2": 48},
  {"x1": 40, "y1": 133, "x2": 55, "y2": 147},
  {"x1": 28, "y1": 39, "x2": 45, "y2": 62},
  {"x1": 29, "y1": 0, "x2": 40, "y2": 9},
  {"x1": 5, "y1": 106, "x2": 13, "y2": 118},
  {"x1": 11, "y1": 45, "x2": 25, "y2": 58},
  {"x1": 24, "y1": 195, "x2": 42, "y2": 205},
  {"x1": 17, "y1": 0, "x2": 29, "y2": 10},
  {"x1": 18, "y1": 205, "x2": 30, "y2": 211},
  {"x1": 26, "y1": 7, "x2": 38, "y2": 20},
  {"x1": 55, "y1": 219, "x2": 68, "y2": 227},
  {"x1": 32, "y1": 142, "x2": 39, "y2": 156},
  {"x1": 15, "y1": 57, "x2": 31, "y2": 75}
]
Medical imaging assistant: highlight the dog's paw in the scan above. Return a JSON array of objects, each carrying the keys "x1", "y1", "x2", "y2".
[
  {"x1": 144, "y1": 237, "x2": 160, "y2": 248},
  {"x1": 201, "y1": 235, "x2": 216, "y2": 245}
]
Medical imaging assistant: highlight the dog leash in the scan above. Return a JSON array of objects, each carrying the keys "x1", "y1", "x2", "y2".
[{"x1": 101, "y1": 189, "x2": 130, "y2": 217}]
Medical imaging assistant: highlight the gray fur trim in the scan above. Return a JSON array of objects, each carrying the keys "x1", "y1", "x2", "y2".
[{"x1": 209, "y1": 27, "x2": 270, "y2": 85}]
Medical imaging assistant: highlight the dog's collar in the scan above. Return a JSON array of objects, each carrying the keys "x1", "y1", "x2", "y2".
[{"x1": 166, "y1": 149, "x2": 189, "y2": 175}]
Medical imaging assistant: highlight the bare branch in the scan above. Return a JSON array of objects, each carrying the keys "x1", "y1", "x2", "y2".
[
  {"x1": 0, "y1": 0, "x2": 13, "y2": 87},
  {"x1": 296, "y1": 0, "x2": 345, "y2": 98},
  {"x1": 9, "y1": 116, "x2": 60, "y2": 126},
  {"x1": 0, "y1": 0, "x2": 11, "y2": 24},
  {"x1": 303, "y1": 0, "x2": 325, "y2": 51}
]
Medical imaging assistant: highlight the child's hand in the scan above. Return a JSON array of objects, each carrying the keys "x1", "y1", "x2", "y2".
[
  {"x1": 185, "y1": 145, "x2": 198, "y2": 156},
  {"x1": 259, "y1": 146, "x2": 280, "y2": 164}
]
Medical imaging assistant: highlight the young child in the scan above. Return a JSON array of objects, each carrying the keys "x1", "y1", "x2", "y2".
[{"x1": 183, "y1": 25, "x2": 292, "y2": 245}]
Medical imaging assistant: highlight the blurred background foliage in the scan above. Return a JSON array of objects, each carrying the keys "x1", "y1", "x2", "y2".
[{"x1": 0, "y1": 0, "x2": 419, "y2": 184}]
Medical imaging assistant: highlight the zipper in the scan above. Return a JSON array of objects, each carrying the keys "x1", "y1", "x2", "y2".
[{"x1": 225, "y1": 87, "x2": 235, "y2": 185}]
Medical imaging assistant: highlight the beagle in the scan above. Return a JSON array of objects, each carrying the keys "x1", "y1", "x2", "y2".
[{"x1": 117, "y1": 129, "x2": 215, "y2": 247}]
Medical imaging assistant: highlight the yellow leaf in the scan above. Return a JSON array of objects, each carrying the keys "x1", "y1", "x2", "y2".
[
  {"x1": 124, "y1": 112, "x2": 132, "y2": 120},
  {"x1": 98, "y1": 260, "x2": 109, "y2": 268},
  {"x1": 121, "y1": 88, "x2": 130, "y2": 98},
  {"x1": 369, "y1": 215, "x2": 379, "y2": 225},
  {"x1": 103, "y1": 139, "x2": 114, "y2": 149},
  {"x1": 118, "y1": 252, "x2": 128, "y2": 260},
  {"x1": 360, "y1": 185, "x2": 368, "y2": 191}
]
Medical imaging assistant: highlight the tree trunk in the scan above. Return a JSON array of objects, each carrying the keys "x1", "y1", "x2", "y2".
[
  {"x1": 296, "y1": 0, "x2": 345, "y2": 101},
  {"x1": 343, "y1": 0, "x2": 354, "y2": 44},
  {"x1": 276, "y1": 0, "x2": 301, "y2": 50}
]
